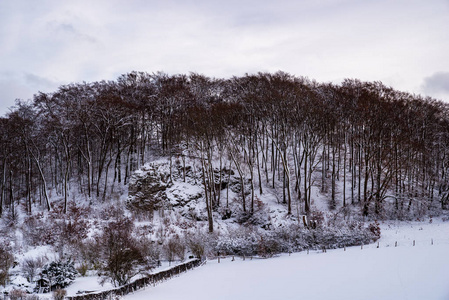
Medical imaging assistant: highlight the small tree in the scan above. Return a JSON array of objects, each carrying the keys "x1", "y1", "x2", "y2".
[
  {"x1": 22, "y1": 257, "x2": 46, "y2": 283},
  {"x1": 40, "y1": 259, "x2": 77, "y2": 290},
  {"x1": 98, "y1": 217, "x2": 146, "y2": 287}
]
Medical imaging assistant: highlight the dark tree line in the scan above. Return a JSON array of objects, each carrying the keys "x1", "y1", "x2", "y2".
[{"x1": 1, "y1": 71, "x2": 448, "y2": 225}]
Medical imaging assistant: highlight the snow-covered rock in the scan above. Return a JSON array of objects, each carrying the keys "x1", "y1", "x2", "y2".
[{"x1": 127, "y1": 162, "x2": 173, "y2": 212}]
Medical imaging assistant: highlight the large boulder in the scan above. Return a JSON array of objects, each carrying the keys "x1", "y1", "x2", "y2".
[
  {"x1": 126, "y1": 161, "x2": 204, "y2": 214},
  {"x1": 127, "y1": 162, "x2": 172, "y2": 212}
]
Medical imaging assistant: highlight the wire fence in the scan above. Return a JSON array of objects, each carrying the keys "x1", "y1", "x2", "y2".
[{"x1": 213, "y1": 237, "x2": 449, "y2": 262}]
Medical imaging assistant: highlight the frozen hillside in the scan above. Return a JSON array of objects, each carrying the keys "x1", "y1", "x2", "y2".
[{"x1": 1, "y1": 156, "x2": 445, "y2": 298}]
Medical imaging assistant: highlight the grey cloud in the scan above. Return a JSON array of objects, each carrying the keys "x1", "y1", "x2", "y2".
[
  {"x1": 0, "y1": 73, "x2": 61, "y2": 116},
  {"x1": 25, "y1": 73, "x2": 59, "y2": 90},
  {"x1": 47, "y1": 20, "x2": 97, "y2": 43},
  {"x1": 58, "y1": 22, "x2": 76, "y2": 33},
  {"x1": 422, "y1": 72, "x2": 449, "y2": 94}
]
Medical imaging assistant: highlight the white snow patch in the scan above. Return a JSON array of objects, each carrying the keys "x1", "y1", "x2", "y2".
[
  {"x1": 122, "y1": 220, "x2": 449, "y2": 300},
  {"x1": 64, "y1": 276, "x2": 114, "y2": 296}
]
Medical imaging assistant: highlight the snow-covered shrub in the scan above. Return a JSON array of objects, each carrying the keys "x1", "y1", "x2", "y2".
[
  {"x1": 52, "y1": 288, "x2": 67, "y2": 300},
  {"x1": 269, "y1": 224, "x2": 308, "y2": 252},
  {"x1": 269, "y1": 224, "x2": 300, "y2": 253},
  {"x1": 77, "y1": 238, "x2": 102, "y2": 271},
  {"x1": 263, "y1": 218, "x2": 379, "y2": 253},
  {"x1": 368, "y1": 221, "x2": 381, "y2": 239},
  {"x1": 22, "y1": 213, "x2": 54, "y2": 246},
  {"x1": 40, "y1": 259, "x2": 77, "y2": 290},
  {"x1": 164, "y1": 236, "x2": 186, "y2": 264},
  {"x1": 22, "y1": 257, "x2": 46, "y2": 283},
  {"x1": 185, "y1": 231, "x2": 207, "y2": 259},
  {"x1": 234, "y1": 197, "x2": 270, "y2": 227},
  {"x1": 59, "y1": 203, "x2": 91, "y2": 245},
  {"x1": 257, "y1": 232, "x2": 283, "y2": 258},
  {"x1": 97, "y1": 217, "x2": 147, "y2": 287},
  {"x1": 183, "y1": 227, "x2": 219, "y2": 259},
  {"x1": 214, "y1": 227, "x2": 288, "y2": 257},
  {"x1": 0, "y1": 224, "x2": 14, "y2": 248},
  {"x1": 301, "y1": 219, "x2": 378, "y2": 250},
  {"x1": 135, "y1": 224, "x2": 155, "y2": 237},
  {"x1": 134, "y1": 237, "x2": 161, "y2": 269},
  {"x1": 76, "y1": 263, "x2": 89, "y2": 277},
  {"x1": 173, "y1": 215, "x2": 196, "y2": 230},
  {"x1": 3, "y1": 209, "x2": 19, "y2": 228},
  {"x1": 8, "y1": 288, "x2": 27, "y2": 300},
  {"x1": 0, "y1": 245, "x2": 14, "y2": 286},
  {"x1": 97, "y1": 205, "x2": 125, "y2": 221},
  {"x1": 215, "y1": 228, "x2": 260, "y2": 256},
  {"x1": 22, "y1": 203, "x2": 90, "y2": 250}
]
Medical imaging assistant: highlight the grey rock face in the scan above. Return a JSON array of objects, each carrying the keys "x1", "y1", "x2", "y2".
[{"x1": 127, "y1": 162, "x2": 172, "y2": 212}]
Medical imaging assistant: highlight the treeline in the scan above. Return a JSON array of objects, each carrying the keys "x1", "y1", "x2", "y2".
[{"x1": 0, "y1": 71, "x2": 448, "y2": 221}]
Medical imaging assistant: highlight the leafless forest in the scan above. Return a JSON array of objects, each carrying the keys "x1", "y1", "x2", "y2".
[{"x1": 1, "y1": 71, "x2": 448, "y2": 223}]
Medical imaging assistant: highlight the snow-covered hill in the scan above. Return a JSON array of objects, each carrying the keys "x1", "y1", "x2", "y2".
[{"x1": 1, "y1": 157, "x2": 448, "y2": 299}]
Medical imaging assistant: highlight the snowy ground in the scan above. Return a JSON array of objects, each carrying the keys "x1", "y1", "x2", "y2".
[
  {"x1": 122, "y1": 219, "x2": 449, "y2": 300},
  {"x1": 64, "y1": 261, "x2": 185, "y2": 297}
]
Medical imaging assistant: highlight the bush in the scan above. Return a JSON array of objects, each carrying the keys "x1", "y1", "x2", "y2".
[
  {"x1": 2, "y1": 209, "x2": 19, "y2": 228},
  {"x1": 41, "y1": 259, "x2": 77, "y2": 289},
  {"x1": 215, "y1": 228, "x2": 260, "y2": 256},
  {"x1": 184, "y1": 228, "x2": 217, "y2": 259},
  {"x1": 213, "y1": 217, "x2": 380, "y2": 257},
  {"x1": 77, "y1": 238, "x2": 102, "y2": 270},
  {"x1": 52, "y1": 289, "x2": 67, "y2": 300},
  {"x1": 0, "y1": 245, "x2": 14, "y2": 286},
  {"x1": 22, "y1": 203, "x2": 90, "y2": 250},
  {"x1": 9, "y1": 289, "x2": 27, "y2": 300},
  {"x1": 257, "y1": 233, "x2": 282, "y2": 258},
  {"x1": 368, "y1": 221, "x2": 381, "y2": 239},
  {"x1": 22, "y1": 257, "x2": 46, "y2": 283},
  {"x1": 97, "y1": 217, "x2": 146, "y2": 287},
  {"x1": 135, "y1": 237, "x2": 161, "y2": 269},
  {"x1": 22, "y1": 213, "x2": 54, "y2": 246},
  {"x1": 186, "y1": 235, "x2": 206, "y2": 259},
  {"x1": 76, "y1": 262, "x2": 89, "y2": 277},
  {"x1": 163, "y1": 236, "x2": 186, "y2": 264}
]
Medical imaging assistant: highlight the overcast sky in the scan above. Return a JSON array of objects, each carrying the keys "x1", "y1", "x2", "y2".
[{"x1": 1, "y1": 0, "x2": 448, "y2": 116}]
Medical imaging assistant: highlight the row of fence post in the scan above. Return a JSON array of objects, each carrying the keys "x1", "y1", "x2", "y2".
[{"x1": 216, "y1": 238, "x2": 442, "y2": 263}]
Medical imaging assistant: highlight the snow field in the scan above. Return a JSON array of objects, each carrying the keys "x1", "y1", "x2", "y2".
[
  {"x1": 123, "y1": 220, "x2": 449, "y2": 300},
  {"x1": 123, "y1": 244, "x2": 449, "y2": 300}
]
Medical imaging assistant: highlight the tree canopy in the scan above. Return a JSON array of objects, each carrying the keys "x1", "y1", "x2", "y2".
[{"x1": 0, "y1": 71, "x2": 448, "y2": 220}]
